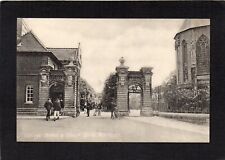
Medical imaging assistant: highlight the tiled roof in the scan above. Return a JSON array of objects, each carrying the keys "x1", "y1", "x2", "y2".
[
  {"x1": 178, "y1": 19, "x2": 210, "y2": 34},
  {"x1": 17, "y1": 31, "x2": 48, "y2": 52},
  {"x1": 47, "y1": 48, "x2": 78, "y2": 61}
]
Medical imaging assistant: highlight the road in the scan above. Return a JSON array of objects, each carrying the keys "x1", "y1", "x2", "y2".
[{"x1": 17, "y1": 111, "x2": 209, "y2": 142}]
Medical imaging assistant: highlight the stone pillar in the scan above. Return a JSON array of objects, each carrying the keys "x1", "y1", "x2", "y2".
[
  {"x1": 116, "y1": 57, "x2": 129, "y2": 116},
  {"x1": 37, "y1": 64, "x2": 51, "y2": 115},
  {"x1": 64, "y1": 61, "x2": 78, "y2": 116},
  {"x1": 140, "y1": 67, "x2": 153, "y2": 116},
  {"x1": 76, "y1": 73, "x2": 81, "y2": 114}
]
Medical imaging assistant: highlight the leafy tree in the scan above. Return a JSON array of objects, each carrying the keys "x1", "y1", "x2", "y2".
[
  {"x1": 160, "y1": 71, "x2": 210, "y2": 113},
  {"x1": 163, "y1": 71, "x2": 177, "y2": 110},
  {"x1": 79, "y1": 77, "x2": 96, "y2": 109},
  {"x1": 101, "y1": 73, "x2": 117, "y2": 111}
]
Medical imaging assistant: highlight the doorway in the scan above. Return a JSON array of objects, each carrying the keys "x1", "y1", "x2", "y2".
[
  {"x1": 128, "y1": 84, "x2": 142, "y2": 117},
  {"x1": 49, "y1": 83, "x2": 64, "y2": 103}
]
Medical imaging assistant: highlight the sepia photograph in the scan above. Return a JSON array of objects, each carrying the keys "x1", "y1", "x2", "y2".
[{"x1": 16, "y1": 18, "x2": 210, "y2": 142}]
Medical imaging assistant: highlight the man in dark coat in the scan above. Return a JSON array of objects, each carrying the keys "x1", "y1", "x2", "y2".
[
  {"x1": 44, "y1": 98, "x2": 53, "y2": 121},
  {"x1": 53, "y1": 98, "x2": 61, "y2": 121},
  {"x1": 86, "y1": 101, "x2": 90, "y2": 117},
  {"x1": 97, "y1": 103, "x2": 102, "y2": 116}
]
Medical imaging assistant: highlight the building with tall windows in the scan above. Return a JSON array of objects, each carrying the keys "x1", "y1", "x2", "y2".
[
  {"x1": 17, "y1": 19, "x2": 82, "y2": 115},
  {"x1": 174, "y1": 19, "x2": 210, "y2": 89}
]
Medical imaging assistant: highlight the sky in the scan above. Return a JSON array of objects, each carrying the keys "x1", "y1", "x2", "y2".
[{"x1": 23, "y1": 18, "x2": 184, "y2": 93}]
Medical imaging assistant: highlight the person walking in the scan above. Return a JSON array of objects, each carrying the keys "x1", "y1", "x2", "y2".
[
  {"x1": 86, "y1": 101, "x2": 90, "y2": 117},
  {"x1": 110, "y1": 102, "x2": 115, "y2": 119},
  {"x1": 53, "y1": 98, "x2": 61, "y2": 121},
  {"x1": 111, "y1": 101, "x2": 118, "y2": 119},
  {"x1": 44, "y1": 98, "x2": 53, "y2": 121},
  {"x1": 59, "y1": 97, "x2": 64, "y2": 116},
  {"x1": 97, "y1": 103, "x2": 102, "y2": 116},
  {"x1": 84, "y1": 102, "x2": 87, "y2": 115},
  {"x1": 93, "y1": 103, "x2": 97, "y2": 116}
]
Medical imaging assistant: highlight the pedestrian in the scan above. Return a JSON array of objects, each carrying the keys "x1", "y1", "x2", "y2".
[
  {"x1": 114, "y1": 106, "x2": 119, "y2": 119},
  {"x1": 86, "y1": 101, "x2": 90, "y2": 117},
  {"x1": 97, "y1": 103, "x2": 102, "y2": 116},
  {"x1": 44, "y1": 98, "x2": 53, "y2": 121},
  {"x1": 110, "y1": 102, "x2": 115, "y2": 119},
  {"x1": 59, "y1": 97, "x2": 64, "y2": 116},
  {"x1": 111, "y1": 101, "x2": 118, "y2": 119},
  {"x1": 93, "y1": 103, "x2": 97, "y2": 116},
  {"x1": 53, "y1": 98, "x2": 61, "y2": 121},
  {"x1": 84, "y1": 102, "x2": 87, "y2": 114}
]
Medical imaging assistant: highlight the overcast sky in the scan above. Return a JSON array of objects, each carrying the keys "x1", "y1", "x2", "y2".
[{"x1": 24, "y1": 18, "x2": 184, "y2": 93}]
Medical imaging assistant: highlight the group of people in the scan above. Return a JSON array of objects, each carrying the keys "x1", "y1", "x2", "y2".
[
  {"x1": 44, "y1": 98, "x2": 119, "y2": 120},
  {"x1": 44, "y1": 98, "x2": 64, "y2": 121},
  {"x1": 93, "y1": 103, "x2": 102, "y2": 116},
  {"x1": 83, "y1": 102, "x2": 102, "y2": 117},
  {"x1": 83, "y1": 101, "x2": 119, "y2": 119}
]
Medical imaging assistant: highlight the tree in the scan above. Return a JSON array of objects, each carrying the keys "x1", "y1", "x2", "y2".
[
  {"x1": 162, "y1": 71, "x2": 210, "y2": 113},
  {"x1": 163, "y1": 71, "x2": 177, "y2": 111},
  {"x1": 101, "y1": 73, "x2": 117, "y2": 111},
  {"x1": 79, "y1": 77, "x2": 96, "y2": 110}
]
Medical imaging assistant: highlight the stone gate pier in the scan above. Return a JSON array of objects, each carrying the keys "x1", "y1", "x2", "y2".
[{"x1": 115, "y1": 57, "x2": 153, "y2": 116}]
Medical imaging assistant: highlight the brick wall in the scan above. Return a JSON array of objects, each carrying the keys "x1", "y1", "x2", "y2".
[
  {"x1": 17, "y1": 75, "x2": 39, "y2": 108},
  {"x1": 117, "y1": 86, "x2": 128, "y2": 112},
  {"x1": 64, "y1": 86, "x2": 74, "y2": 107}
]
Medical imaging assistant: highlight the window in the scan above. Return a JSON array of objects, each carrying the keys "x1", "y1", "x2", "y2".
[
  {"x1": 26, "y1": 85, "x2": 33, "y2": 103},
  {"x1": 191, "y1": 67, "x2": 196, "y2": 83},
  {"x1": 196, "y1": 34, "x2": 210, "y2": 75},
  {"x1": 182, "y1": 40, "x2": 188, "y2": 82}
]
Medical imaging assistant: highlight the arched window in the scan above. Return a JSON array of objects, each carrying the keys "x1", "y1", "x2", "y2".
[
  {"x1": 182, "y1": 40, "x2": 188, "y2": 82},
  {"x1": 196, "y1": 35, "x2": 210, "y2": 75}
]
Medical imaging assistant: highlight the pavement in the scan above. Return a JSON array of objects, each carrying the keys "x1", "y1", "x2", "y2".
[{"x1": 17, "y1": 110, "x2": 209, "y2": 142}]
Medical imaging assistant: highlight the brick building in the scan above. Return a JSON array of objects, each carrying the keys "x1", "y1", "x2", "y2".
[
  {"x1": 174, "y1": 19, "x2": 210, "y2": 89},
  {"x1": 17, "y1": 19, "x2": 82, "y2": 115}
]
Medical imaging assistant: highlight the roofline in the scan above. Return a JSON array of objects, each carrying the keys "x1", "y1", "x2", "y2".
[
  {"x1": 47, "y1": 47, "x2": 78, "y2": 49},
  {"x1": 20, "y1": 30, "x2": 49, "y2": 52},
  {"x1": 174, "y1": 24, "x2": 210, "y2": 39},
  {"x1": 30, "y1": 30, "x2": 49, "y2": 51},
  {"x1": 17, "y1": 51, "x2": 62, "y2": 66}
]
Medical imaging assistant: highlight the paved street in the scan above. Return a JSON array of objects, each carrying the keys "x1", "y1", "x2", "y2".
[{"x1": 17, "y1": 110, "x2": 209, "y2": 142}]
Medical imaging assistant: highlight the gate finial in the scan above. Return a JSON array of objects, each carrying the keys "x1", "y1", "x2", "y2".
[{"x1": 119, "y1": 57, "x2": 125, "y2": 66}]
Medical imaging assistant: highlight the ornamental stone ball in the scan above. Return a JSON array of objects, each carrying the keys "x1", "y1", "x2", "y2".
[{"x1": 119, "y1": 57, "x2": 125, "y2": 66}]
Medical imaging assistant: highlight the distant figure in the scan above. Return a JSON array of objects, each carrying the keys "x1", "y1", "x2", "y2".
[
  {"x1": 97, "y1": 103, "x2": 102, "y2": 116},
  {"x1": 110, "y1": 101, "x2": 116, "y2": 119},
  {"x1": 44, "y1": 98, "x2": 53, "y2": 121},
  {"x1": 53, "y1": 98, "x2": 61, "y2": 121},
  {"x1": 93, "y1": 103, "x2": 98, "y2": 116},
  {"x1": 59, "y1": 97, "x2": 64, "y2": 116},
  {"x1": 84, "y1": 102, "x2": 87, "y2": 114},
  {"x1": 86, "y1": 101, "x2": 90, "y2": 117}
]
